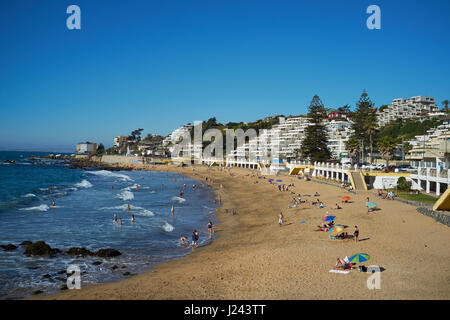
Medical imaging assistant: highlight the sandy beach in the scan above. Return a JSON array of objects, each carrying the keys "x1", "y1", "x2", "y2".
[{"x1": 34, "y1": 165, "x2": 450, "y2": 300}]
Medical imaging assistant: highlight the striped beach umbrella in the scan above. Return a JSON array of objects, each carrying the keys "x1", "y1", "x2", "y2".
[
  {"x1": 349, "y1": 253, "x2": 370, "y2": 263},
  {"x1": 328, "y1": 225, "x2": 344, "y2": 234}
]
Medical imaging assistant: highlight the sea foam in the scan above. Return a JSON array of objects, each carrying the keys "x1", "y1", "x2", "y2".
[
  {"x1": 87, "y1": 170, "x2": 133, "y2": 182},
  {"x1": 162, "y1": 221, "x2": 174, "y2": 232},
  {"x1": 100, "y1": 204, "x2": 154, "y2": 216},
  {"x1": 75, "y1": 179, "x2": 93, "y2": 188},
  {"x1": 171, "y1": 196, "x2": 186, "y2": 203},
  {"x1": 117, "y1": 190, "x2": 134, "y2": 201},
  {"x1": 20, "y1": 204, "x2": 50, "y2": 212}
]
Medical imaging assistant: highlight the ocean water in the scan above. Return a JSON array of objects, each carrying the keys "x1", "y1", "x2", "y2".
[{"x1": 0, "y1": 151, "x2": 218, "y2": 299}]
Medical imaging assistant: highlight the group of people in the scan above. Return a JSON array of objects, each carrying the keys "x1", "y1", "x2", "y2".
[
  {"x1": 179, "y1": 220, "x2": 214, "y2": 248},
  {"x1": 377, "y1": 189, "x2": 396, "y2": 200},
  {"x1": 113, "y1": 213, "x2": 135, "y2": 225}
]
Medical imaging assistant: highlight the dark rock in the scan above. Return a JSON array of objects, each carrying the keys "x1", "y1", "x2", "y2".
[
  {"x1": 65, "y1": 247, "x2": 94, "y2": 257},
  {"x1": 123, "y1": 272, "x2": 130, "y2": 276},
  {"x1": 55, "y1": 277, "x2": 66, "y2": 282},
  {"x1": 43, "y1": 274, "x2": 51, "y2": 279},
  {"x1": 60, "y1": 284, "x2": 68, "y2": 290},
  {"x1": 23, "y1": 241, "x2": 60, "y2": 257},
  {"x1": 92, "y1": 260, "x2": 102, "y2": 266},
  {"x1": 0, "y1": 244, "x2": 17, "y2": 251},
  {"x1": 33, "y1": 290, "x2": 43, "y2": 295},
  {"x1": 111, "y1": 265, "x2": 118, "y2": 270},
  {"x1": 95, "y1": 248, "x2": 121, "y2": 258},
  {"x1": 57, "y1": 270, "x2": 66, "y2": 275},
  {"x1": 20, "y1": 241, "x2": 32, "y2": 246},
  {"x1": 121, "y1": 265, "x2": 127, "y2": 269}
]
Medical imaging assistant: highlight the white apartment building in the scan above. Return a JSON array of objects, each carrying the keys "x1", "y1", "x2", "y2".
[
  {"x1": 225, "y1": 116, "x2": 353, "y2": 164},
  {"x1": 377, "y1": 96, "x2": 439, "y2": 127}
]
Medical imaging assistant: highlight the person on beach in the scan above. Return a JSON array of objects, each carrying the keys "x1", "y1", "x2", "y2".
[
  {"x1": 278, "y1": 212, "x2": 284, "y2": 226},
  {"x1": 207, "y1": 221, "x2": 213, "y2": 233},
  {"x1": 191, "y1": 230, "x2": 198, "y2": 248},
  {"x1": 354, "y1": 226, "x2": 359, "y2": 242},
  {"x1": 334, "y1": 203, "x2": 341, "y2": 209},
  {"x1": 131, "y1": 215, "x2": 135, "y2": 223}
]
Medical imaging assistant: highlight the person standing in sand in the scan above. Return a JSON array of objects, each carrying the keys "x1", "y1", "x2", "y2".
[
  {"x1": 278, "y1": 212, "x2": 284, "y2": 226},
  {"x1": 354, "y1": 226, "x2": 359, "y2": 242}
]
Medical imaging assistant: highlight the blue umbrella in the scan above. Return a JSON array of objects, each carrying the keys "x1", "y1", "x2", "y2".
[
  {"x1": 276, "y1": 179, "x2": 282, "y2": 182},
  {"x1": 322, "y1": 215, "x2": 336, "y2": 222}
]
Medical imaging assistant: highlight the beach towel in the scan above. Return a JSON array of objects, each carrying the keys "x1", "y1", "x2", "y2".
[{"x1": 329, "y1": 270, "x2": 350, "y2": 274}]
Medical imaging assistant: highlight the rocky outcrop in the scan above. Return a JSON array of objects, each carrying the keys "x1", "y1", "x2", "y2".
[
  {"x1": 20, "y1": 241, "x2": 32, "y2": 246},
  {"x1": 65, "y1": 247, "x2": 94, "y2": 257},
  {"x1": 0, "y1": 244, "x2": 18, "y2": 251},
  {"x1": 95, "y1": 248, "x2": 121, "y2": 258},
  {"x1": 23, "y1": 241, "x2": 60, "y2": 257}
]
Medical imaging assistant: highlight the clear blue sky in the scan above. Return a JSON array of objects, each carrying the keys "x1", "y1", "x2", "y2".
[{"x1": 1, "y1": 0, "x2": 449, "y2": 152}]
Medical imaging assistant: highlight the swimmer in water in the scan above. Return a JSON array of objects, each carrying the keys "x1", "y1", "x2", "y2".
[
  {"x1": 118, "y1": 218, "x2": 123, "y2": 225},
  {"x1": 127, "y1": 204, "x2": 131, "y2": 212},
  {"x1": 112, "y1": 185, "x2": 114, "y2": 190},
  {"x1": 171, "y1": 205, "x2": 174, "y2": 217},
  {"x1": 179, "y1": 190, "x2": 184, "y2": 197},
  {"x1": 51, "y1": 200, "x2": 55, "y2": 207},
  {"x1": 113, "y1": 214, "x2": 117, "y2": 222},
  {"x1": 136, "y1": 185, "x2": 139, "y2": 190},
  {"x1": 180, "y1": 236, "x2": 187, "y2": 245},
  {"x1": 131, "y1": 215, "x2": 135, "y2": 223}
]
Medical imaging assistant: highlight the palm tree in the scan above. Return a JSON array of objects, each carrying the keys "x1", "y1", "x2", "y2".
[
  {"x1": 442, "y1": 100, "x2": 449, "y2": 113},
  {"x1": 403, "y1": 141, "x2": 412, "y2": 162},
  {"x1": 364, "y1": 113, "x2": 378, "y2": 164},
  {"x1": 345, "y1": 137, "x2": 360, "y2": 165},
  {"x1": 377, "y1": 136, "x2": 398, "y2": 167}
]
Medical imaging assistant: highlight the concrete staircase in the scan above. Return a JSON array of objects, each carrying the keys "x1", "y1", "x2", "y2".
[{"x1": 350, "y1": 171, "x2": 367, "y2": 190}]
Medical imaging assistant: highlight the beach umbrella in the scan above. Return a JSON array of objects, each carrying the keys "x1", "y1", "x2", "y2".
[
  {"x1": 349, "y1": 253, "x2": 370, "y2": 263},
  {"x1": 322, "y1": 215, "x2": 336, "y2": 222},
  {"x1": 366, "y1": 202, "x2": 377, "y2": 208},
  {"x1": 341, "y1": 196, "x2": 350, "y2": 201},
  {"x1": 328, "y1": 225, "x2": 344, "y2": 234}
]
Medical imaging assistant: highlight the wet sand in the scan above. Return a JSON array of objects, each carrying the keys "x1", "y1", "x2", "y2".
[{"x1": 35, "y1": 165, "x2": 450, "y2": 300}]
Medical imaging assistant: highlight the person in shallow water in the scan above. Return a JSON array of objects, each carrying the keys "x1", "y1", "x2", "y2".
[
  {"x1": 131, "y1": 214, "x2": 135, "y2": 223},
  {"x1": 127, "y1": 204, "x2": 131, "y2": 212},
  {"x1": 171, "y1": 205, "x2": 174, "y2": 217},
  {"x1": 51, "y1": 200, "x2": 55, "y2": 207},
  {"x1": 113, "y1": 214, "x2": 117, "y2": 222}
]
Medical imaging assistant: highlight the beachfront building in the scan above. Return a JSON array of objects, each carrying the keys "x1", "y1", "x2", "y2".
[
  {"x1": 377, "y1": 96, "x2": 440, "y2": 127},
  {"x1": 408, "y1": 125, "x2": 450, "y2": 169},
  {"x1": 114, "y1": 135, "x2": 129, "y2": 148},
  {"x1": 75, "y1": 142, "x2": 97, "y2": 155},
  {"x1": 326, "y1": 120, "x2": 353, "y2": 160},
  {"x1": 225, "y1": 116, "x2": 354, "y2": 166}
]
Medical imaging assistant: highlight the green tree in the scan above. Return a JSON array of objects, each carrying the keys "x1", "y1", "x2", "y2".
[
  {"x1": 350, "y1": 90, "x2": 377, "y2": 163},
  {"x1": 96, "y1": 143, "x2": 105, "y2": 155},
  {"x1": 377, "y1": 136, "x2": 398, "y2": 166},
  {"x1": 403, "y1": 141, "x2": 412, "y2": 161},
  {"x1": 300, "y1": 95, "x2": 331, "y2": 162},
  {"x1": 442, "y1": 99, "x2": 449, "y2": 113},
  {"x1": 345, "y1": 137, "x2": 360, "y2": 165}
]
